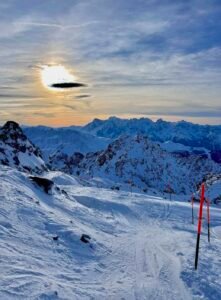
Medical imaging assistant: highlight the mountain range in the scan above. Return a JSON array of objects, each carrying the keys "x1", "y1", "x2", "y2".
[
  {"x1": 83, "y1": 117, "x2": 221, "y2": 151},
  {"x1": 24, "y1": 116, "x2": 221, "y2": 164},
  {"x1": 0, "y1": 118, "x2": 220, "y2": 196}
]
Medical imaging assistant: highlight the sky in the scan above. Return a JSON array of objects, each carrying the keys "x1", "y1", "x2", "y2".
[{"x1": 0, "y1": 0, "x2": 221, "y2": 126}]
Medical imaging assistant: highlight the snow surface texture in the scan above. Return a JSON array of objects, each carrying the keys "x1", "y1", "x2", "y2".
[{"x1": 0, "y1": 165, "x2": 221, "y2": 299}]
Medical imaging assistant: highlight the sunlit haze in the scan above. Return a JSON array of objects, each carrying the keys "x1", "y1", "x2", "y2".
[{"x1": 40, "y1": 65, "x2": 77, "y2": 90}]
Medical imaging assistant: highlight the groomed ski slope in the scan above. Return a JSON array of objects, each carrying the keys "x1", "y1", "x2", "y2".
[{"x1": 0, "y1": 166, "x2": 221, "y2": 299}]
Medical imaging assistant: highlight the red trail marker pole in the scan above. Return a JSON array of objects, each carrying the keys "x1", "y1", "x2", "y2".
[
  {"x1": 206, "y1": 198, "x2": 210, "y2": 243},
  {"x1": 194, "y1": 183, "x2": 205, "y2": 270}
]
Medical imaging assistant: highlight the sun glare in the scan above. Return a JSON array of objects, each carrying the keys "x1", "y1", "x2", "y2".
[{"x1": 41, "y1": 65, "x2": 77, "y2": 90}]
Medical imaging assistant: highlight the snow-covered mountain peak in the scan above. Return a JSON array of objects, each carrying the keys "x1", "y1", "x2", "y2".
[
  {"x1": 1, "y1": 120, "x2": 26, "y2": 140},
  {"x1": 3, "y1": 120, "x2": 20, "y2": 130},
  {"x1": 0, "y1": 121, "x2": 47, "y2": 173},
  {"x1": 70, "y1": 134, "x2": 221, "y2": 194},
  {"x1": 97, "y1": 134, "x2": 159, "y2": 159}
]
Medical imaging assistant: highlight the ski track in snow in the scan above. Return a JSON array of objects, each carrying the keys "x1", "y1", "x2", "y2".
[{"x1": 0, "y1": 168, "x2": 221, "y2": 299}]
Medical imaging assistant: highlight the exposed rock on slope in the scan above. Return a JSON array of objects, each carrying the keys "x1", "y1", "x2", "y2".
[
  {"x1": 29, "y1": 176, "x2": 54, "y2": 194},
  {"x1": 49, "y1": 151, "x2": 84, "y2": 172}
]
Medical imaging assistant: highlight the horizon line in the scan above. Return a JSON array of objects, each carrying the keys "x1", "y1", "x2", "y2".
[{"x1": 1, "y1": 115, "x2": 221, "y2": 128}]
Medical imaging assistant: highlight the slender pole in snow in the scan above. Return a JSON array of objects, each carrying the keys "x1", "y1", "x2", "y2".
[
  {"x1": 167, "y1": 184, "x2": 172, "y2": 201},
  {"x1": 191, "y1": 195, "x2": 194, "y2": 224},
  {"x1": 195, "y1": 183, "x2": 205, "y2": 270},
  {"x1": 128, "y1": 179, "x2": 132, "y2": 194},
  {"x1": 206, "y1": 198, "x2": 210, "y2": 243}
]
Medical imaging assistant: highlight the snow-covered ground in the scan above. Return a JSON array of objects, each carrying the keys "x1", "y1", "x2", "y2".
[{"x1": 0, "y1": 166, "x2": 221, "y2": 299}]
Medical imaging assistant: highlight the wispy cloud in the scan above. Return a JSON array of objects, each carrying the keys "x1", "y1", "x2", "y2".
[
  {"x1": 75, "y1": 94, "x2": 91, "y2": 99},
  {"x1": 0, "y1": 93, "x2": 41, "y2": 99},
  {"x1": 32, "y1": 112, "x2": 55, "y2": 118},
  {"x1": 136, "y1": 106, "x2": 221, "y2": 118},
  {"x1": 62, "y1": 104, "x2": 77, "y2": 111},
  {"x1": 14, "y1": 20, "x2": 99, "y2": 30}
]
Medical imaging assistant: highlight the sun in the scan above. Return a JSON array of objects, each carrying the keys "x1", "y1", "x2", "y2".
[{"x1": 40, "y1": 65, "x2": 77, "y2": 90}]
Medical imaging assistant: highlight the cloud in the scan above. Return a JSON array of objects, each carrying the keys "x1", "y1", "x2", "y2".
[
  {"x1": 32, "y1": 112, "x2": 55, "y2": 118},
  {"x1": 50, "y1": 82, "x2": 86, "y2": 89},
  {"x1": 120, "y1": 103, "x2": 221, "y2": 118},
  {"x1": 142, "y1": 109, "x2": 221, "y2": 118},
  {"x1": 0, "y1": 86, "x2": 18, "y2": 90},
  {"x1": 75, "y1": 94, "x2": 91, "y2": 99},
  {"x1": 0, "y1": 93, "x2": 40, "y2": 99},
  {"x1": 15, "y1": 20, "x2": 99, "y2": 30},
  {"x1": 80, "y1": 46, "x2": 221, "y2": 89},
  {"x1": 62, "y1": 104, "x2": 77, "y2": 111}
]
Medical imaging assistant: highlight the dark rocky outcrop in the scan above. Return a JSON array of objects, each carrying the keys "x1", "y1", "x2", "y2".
[
  {"x1": 80, "y1": 234, "x2": 91, "y2": 244},
  {"x1": 29, "y1": 176, "x2": 54, "y2": 194}
]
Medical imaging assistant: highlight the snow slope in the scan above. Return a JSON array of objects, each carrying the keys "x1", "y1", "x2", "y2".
[
  {"x1": 1, "y1": 165, "x2": 221, "y2": 299},
  {"x1": 160, "y1": 141, "x2": 210, "y2": 157}
]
